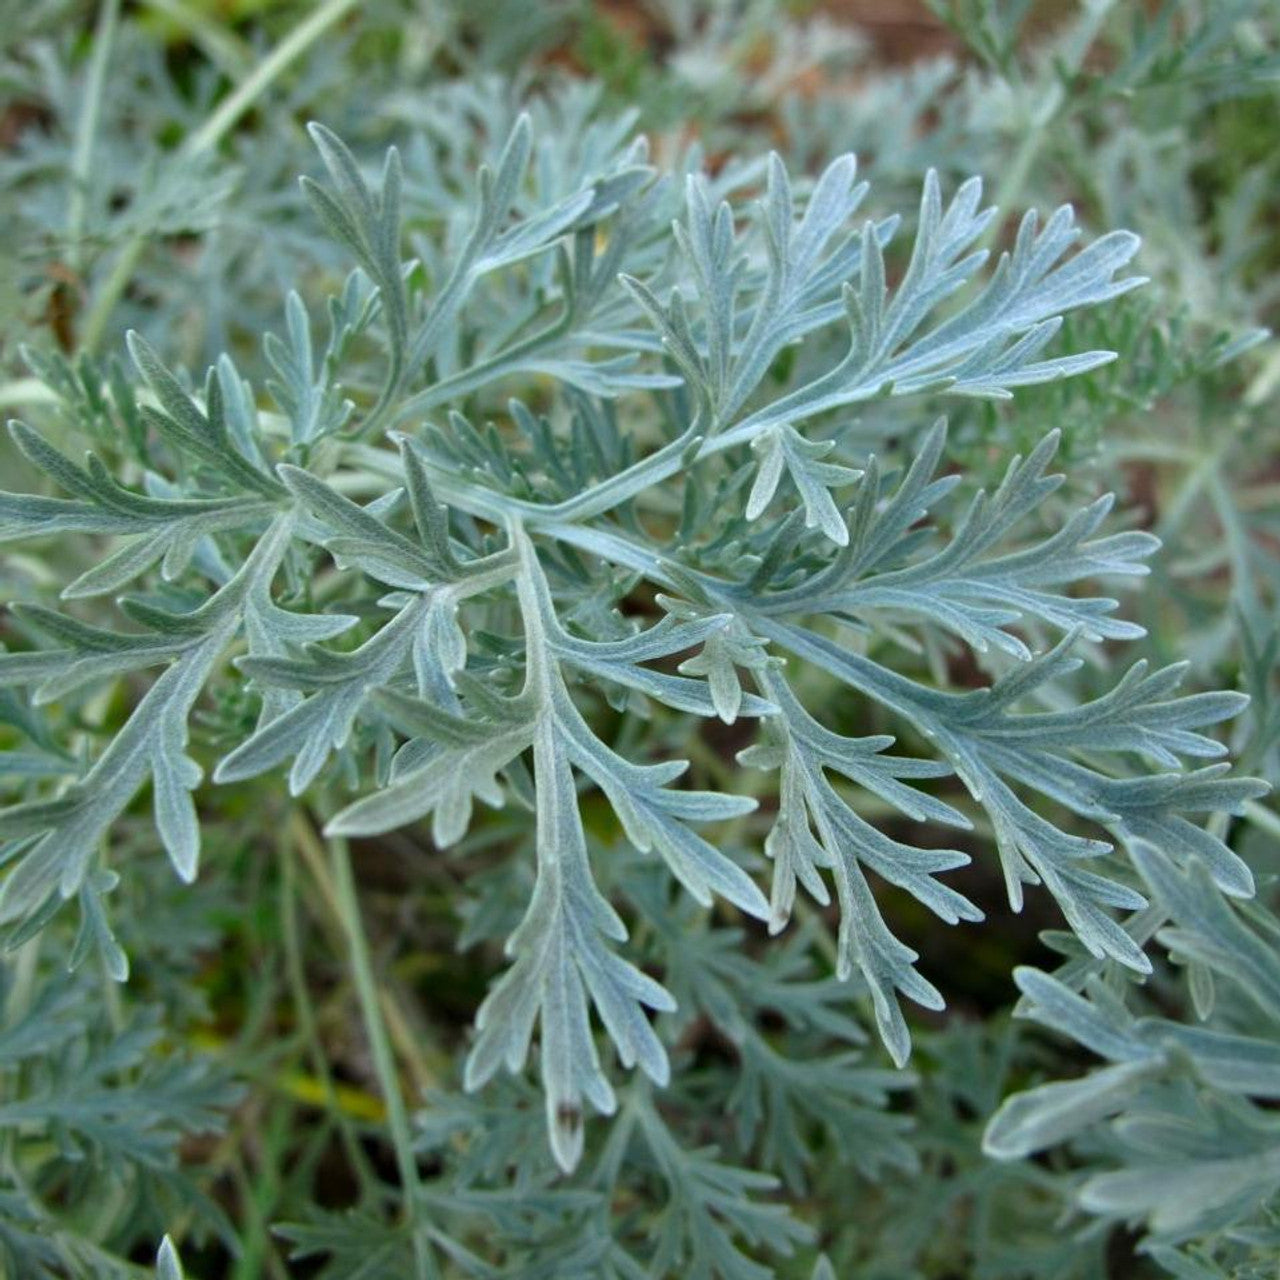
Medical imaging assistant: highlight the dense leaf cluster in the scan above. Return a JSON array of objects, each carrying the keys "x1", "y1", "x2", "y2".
[{"x1": 1, "y1": 1, "x2": 1277, "y2": 1277}]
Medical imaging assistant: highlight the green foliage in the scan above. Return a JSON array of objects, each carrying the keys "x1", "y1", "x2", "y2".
[{"x1": 1, "y1": 1, "x2": 1277, "y2": 1277}]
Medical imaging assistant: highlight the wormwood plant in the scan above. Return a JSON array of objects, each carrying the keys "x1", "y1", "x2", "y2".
[{"x1": 2, "y1": 2, "x2": 1278, "y2": 1277}]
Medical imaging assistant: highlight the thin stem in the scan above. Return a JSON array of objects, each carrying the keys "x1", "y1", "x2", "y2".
[
  {"x1": 80, "y1": 0, "x2": 359, "y2": 353},
  {"x1": 80, "y1": 241, "x2": 146, "y2": 354},
  {"x1": 289, "y1": 807, "x2": 450, "y2": 1087},
  {"x1": 391, "y1": 306, "x2": 575, "y2": 421},
  {"x1": 67, "y1": 0, "x2": 122, "y2": 276},
  {"x1": 345, "y1": 424, "x2": 703, "y2": 532},
  {"x1": 281, "y1": 835, "x2": 378, "y2": 1192},
  {"x1": 184, "y1": 0, "x2": 359, "y2": 156},
  {"x1": 378, "y1": 988, "x2": 442, "y2": 1099},
  {"x1": 325, "y1": 822, "x2": 436, "y2": 1280}
]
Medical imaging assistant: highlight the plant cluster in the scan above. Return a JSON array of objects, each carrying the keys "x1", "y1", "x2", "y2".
[{"x1": 1, "y1": 2, "x2": 1278, "y2": 1277}]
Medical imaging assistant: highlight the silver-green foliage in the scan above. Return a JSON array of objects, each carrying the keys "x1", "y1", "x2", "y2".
[
  {"x1": 0, "y1": 965, "x2": 236, "y2": 1278},
  {"x1": 0, "y1": 98, "x2": 1264, "y2": 1208},
  {"x1": 983, "y1": 841, "x2": 1280, "y2": 1275}
]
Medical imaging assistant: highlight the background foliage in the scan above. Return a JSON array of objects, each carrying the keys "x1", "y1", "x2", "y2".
[{"x1": 1, "y1": 2, "x2": 1278, "y2": 1277}]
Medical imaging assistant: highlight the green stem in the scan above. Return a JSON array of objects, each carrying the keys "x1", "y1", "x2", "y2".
[
  {"x1": 391, "y1": 307, "x2": 575, "y2": 421},
  {"x1": 80, "y1": 240, "x2": 146, "y2": 354},
  {"x1": 325, "y1": 824, "x2": 436, "y2": 1280},
  {"x1": 183, "y1": 0, "x2": 358, "y2": 157},
  {"x1": 67, "y1": 0, "x2": 122, "y2": 277},
  {"x1": 80, "y1": 0, "x2": 359, "y2": 353},
  {"x1": 345, "y1": 423, "x2": 702, "y2": 532},
  {"x1": 281, "y1": 837, "x2": 378, "y2": 1193}
]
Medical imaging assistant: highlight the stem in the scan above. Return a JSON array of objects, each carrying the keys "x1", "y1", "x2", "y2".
[
  {"x1": 346, "y1": 424, "x2": 702, "y2": 532},
  {"x1": 80, "y1": 0, "x2": 359, "y2": 353},
  {"x1": 378, "y1": 987, "x2": 441, "y2": 1100},
  {"x1": 184, "y1": 0, "x2": 358, "y2": 156},
  {"x1": 80, "y1": 240, "x2": 146, "y2": 354},
  {"x1": 289, "y1": 808, "x2": 450, "y2": 1087},
  {"x1": 281, "y1": 835, "x2": 378, "y2": 1191},
  {"x1": 391, "y1": 307, "x2": 575, "y2": 421},
  {"x1": 325, "y1": 825, "x2": 436, "y2": 1280},
  {"x1": 67, "y1": 0, "x2": 122, "y2": 276}
]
